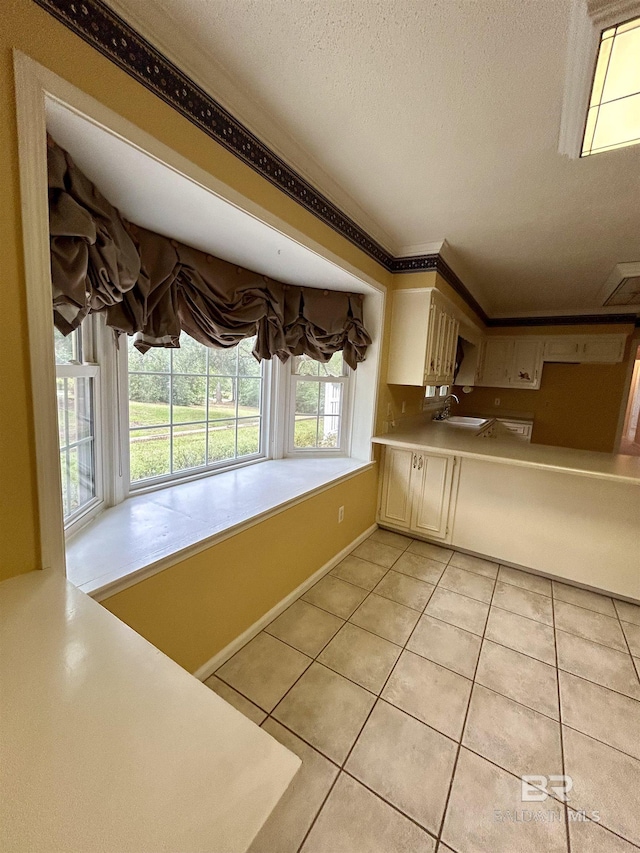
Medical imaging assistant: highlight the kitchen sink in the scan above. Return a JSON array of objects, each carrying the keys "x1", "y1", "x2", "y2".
[{"x1": 441, "y1": 416, "x2": 490, "y2": 428}]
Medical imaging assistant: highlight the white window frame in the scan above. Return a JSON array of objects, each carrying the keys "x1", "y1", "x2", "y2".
[
  {"x1": 285, "y1": 356, "x2": 352, "y2": 457},
  {"x1": 124, "y1": 334, "x2": 270, "y2": 493}
]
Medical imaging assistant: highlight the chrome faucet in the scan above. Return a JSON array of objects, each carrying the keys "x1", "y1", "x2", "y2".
[{"x1": 433, "y1": 394, "x2": 459, "y2": 421}]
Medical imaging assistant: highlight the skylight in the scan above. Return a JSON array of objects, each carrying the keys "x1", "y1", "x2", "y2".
[{"x1": 581, "y1": 16, "x2": 640, "y2": 156}]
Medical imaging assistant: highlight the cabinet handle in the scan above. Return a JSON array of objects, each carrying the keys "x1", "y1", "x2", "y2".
[
  {"x1": 412, "y1": 454, "x2": 417, "y2": 469},
  {"x1": 418, "y1": 456, "x2": 423, "y2": 470}
]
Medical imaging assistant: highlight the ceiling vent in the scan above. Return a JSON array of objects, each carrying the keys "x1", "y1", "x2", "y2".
[{"x1": 598, "y1": 262, "x2": 640, "y2": 305}]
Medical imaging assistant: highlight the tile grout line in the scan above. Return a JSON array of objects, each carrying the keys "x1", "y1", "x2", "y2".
[
  {"x1": 212, "y1": 534, "x2": 638, "y2": 850},
  {"x1": 611, "y1": 602, "x2": 640, "y2": 687},
  {"x1": 292, "y1": 543, "x2": 425, "y2": 852},
  {"x1": 215, "y1": 595, "x2": 639, "y2": 729},
  {"x1": 551, "y1": 592, "x2": 571, "y2": 853},
  {"x1": 434, "y1": 563, "x2": 498, "y2": 847}
]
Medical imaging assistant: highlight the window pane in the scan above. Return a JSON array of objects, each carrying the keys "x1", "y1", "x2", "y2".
[
  {"x1": 295, "y1": 381, "x2": 320, "y2": 416},
  {"x1": 292, "y1": 351, "x2": 345, "y2": 377},
  {"x1": 238, "y1": 338, "x2": 261, "y2": 376},
  {"x1": 294, "y1": 416, "x2": 318, "y2": 448},
  {"x1": 319, "y1": 382, "x2": 342, "y2": 446},
  {"x1": 172, "y1": 375, "x2": 206, "y2": 423},
  {"x1": 129, "y1": 375, "x2": 170, "y2": 427},
  {"x1": 292, "y1": 354, "x2": 320, "y2": 376},
  {"x1": 237, "y1": 417, "x2": 261, "y2": 457},
  {"x1": 54, "y1": 326, "x2": 81, "y2": 364},
  {"x1": 128, "y1": 338, "x2": 170, "y2": 372},
  {"x1": 130, "y1": 427, "x2": 170, "y2": 481},
  {"x1": 209, "y1": 346, "x2": 238, "y2": 376},
  {"x1": 208, "y1": 377, "x2": 236, "y2": 419},
  {"x1": 237, "y1": 378, "x2": 261, "y2": 416},
  {"x1": 208, "y1": 420, "x2": 237, "y2": 463},
  {"x1": 172, "y1": 427, "x2": 206, "y2": 472},
  {"x1": 172, "y1": 334, "x2": 207, "y2": 374},
  {"x1": 321, "y1": 352, "x2": 345, "y2": 377},
  {"x1": 57, "y1": 375, "x2": 96, "y2": 521}
]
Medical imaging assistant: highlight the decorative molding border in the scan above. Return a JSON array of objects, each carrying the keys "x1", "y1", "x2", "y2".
[
  {"x1": 192, "y1": 523, "x2": 377, "y2": 680},
  {"x1": 32, "y1": 0, "x2": 393, "y2": 268},
  {"x1": 31, "y1": 0, "x2": 640, "y2": 329}
]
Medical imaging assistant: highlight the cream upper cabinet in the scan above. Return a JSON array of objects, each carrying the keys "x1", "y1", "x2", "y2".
[
  {"x1": 542, "y1": 337, "x2": 582, "y2": 362},
  {"x1": 476, "y1": 332, "x2": 626, "y2": 389},
  {"x1": 579, "y1": 335, "x2": 626, "y2": 363},
  {"x1": 542, "y1": 334, "x2": 626, "y2": 364},
  {"x1": 509, "y1": 338, "x2": 542, "y2": 388},
  {"x1": 478, "y1": 337, "x2": 542, "y2": 389},
  {"x1": 387, "y1": 288, "x2": 459, "y2": 387},
  {"x1": 379, "y1": 446, "x2": 457, "y2": 540}
]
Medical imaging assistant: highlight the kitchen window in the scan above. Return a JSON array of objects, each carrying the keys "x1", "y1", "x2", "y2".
[{"x1": 55, "y1": 320, "x2": 356, "y2": 536}]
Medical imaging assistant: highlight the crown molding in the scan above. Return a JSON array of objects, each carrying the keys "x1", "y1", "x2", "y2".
[
  {"x1": 395, "y1": 240, "x2": 445, "y2": 257},
  {"x1": 30, "y1": 0, "x2": 639, "y2": 331}
]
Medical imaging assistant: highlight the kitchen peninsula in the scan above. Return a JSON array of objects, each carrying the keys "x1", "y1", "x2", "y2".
[{"x1": 373, "y1": 421, "x2": 640, "y2": 601}]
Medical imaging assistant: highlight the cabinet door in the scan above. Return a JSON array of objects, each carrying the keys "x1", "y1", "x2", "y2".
[
  {"x1": 447, "y1": 317, "x2": 460, "y2": 381},
  {"x1": 423, "y1": 303, "x2": 439, "y2": 384},
  {"x1": 476, "y1": 339, "x2": 513, "y2": 387},
  {"x1": 581, "y1": 335, "x2": 626, "y2": 363},
  {"x1": 379, "y1": 447, "x2": 415, "y2": 530},
  {"x1": 432, "y1": 309, "x2": 448, "y2": 379},
  {"x1": 509, "y1": 339, "x2": 542, "y2": 389},
  {"x1": 410, "y1": 452, "x2": 455, "y2": 540},
  {"x1": 436, "y1": 314, "x2": 458, "y2": 385},
  {"x1": 543, "y1": 337, "x2": 581, "y2": 362}
]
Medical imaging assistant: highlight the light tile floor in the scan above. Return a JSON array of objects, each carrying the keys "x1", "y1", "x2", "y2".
[{"x1": 206, "y1": 528, "x2": 640, "y2": 853}]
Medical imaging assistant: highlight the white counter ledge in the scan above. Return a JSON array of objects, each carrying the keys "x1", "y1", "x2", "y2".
[
  {"x1": 373, "y1": 422, "x2": 640, "y2": 485},
  {"x1": 0, "y1": 569, "x2": 300, "y2": 853}
]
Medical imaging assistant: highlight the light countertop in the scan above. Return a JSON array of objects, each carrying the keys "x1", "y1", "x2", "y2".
[
  {"x1": 373, "y1": 421, "x2": 640, "y2": 485},
  {"x1": 0, "y1": 569, "x2": 300, "y2": 853}
]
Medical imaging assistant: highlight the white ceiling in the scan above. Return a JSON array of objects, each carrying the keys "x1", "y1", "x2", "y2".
[
  {"x1": 105, "y1": 0, "x2": 640, "y2": 317},
  {"x1": 45, "y1": 99, "x2": 371, "y2": 295}
]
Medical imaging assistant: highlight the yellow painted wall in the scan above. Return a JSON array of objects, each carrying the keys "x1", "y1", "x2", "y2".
[
  {"x1": 2, "y1": 1, "x2": 386, "y2": 667},
  {"x1": 454, "y1": 325, "x2": 638, "y2": 452},
  {"x1": 103, "y1": 467, "x2": 378, "y2": 672}
]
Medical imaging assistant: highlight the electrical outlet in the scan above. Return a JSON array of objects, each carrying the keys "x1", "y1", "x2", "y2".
[
  {"x1": 494, "y1": 398, "x2": 501, "y2": 406},
  {"x1": 338, "y1": 505, "x2": 344, "y2": 523}
]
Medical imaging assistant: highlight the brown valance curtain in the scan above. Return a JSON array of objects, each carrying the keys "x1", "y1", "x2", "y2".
[{"x1": 47, "y1": 137, "x2": 371, "y2": 369}]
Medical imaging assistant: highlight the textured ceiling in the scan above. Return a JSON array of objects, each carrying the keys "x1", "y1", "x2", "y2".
[{"x1": 106, "y1": 0, "x2": 640, "y2": 318}]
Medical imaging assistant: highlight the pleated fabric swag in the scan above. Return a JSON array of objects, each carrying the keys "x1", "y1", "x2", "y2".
[{"x1": 47, "y1": 137, "x2": 371, "y2": 369}]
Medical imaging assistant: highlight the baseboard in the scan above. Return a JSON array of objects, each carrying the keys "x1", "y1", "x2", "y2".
[{"x1": 192, "y1": 523, "x2": 378, "y2": 681}]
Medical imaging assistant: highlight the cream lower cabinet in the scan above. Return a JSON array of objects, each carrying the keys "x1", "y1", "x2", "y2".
[{"x1": 379, "y1": 446, "x2": 457, "y2": 540}]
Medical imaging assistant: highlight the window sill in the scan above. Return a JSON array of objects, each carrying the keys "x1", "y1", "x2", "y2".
[{"x1": 66, "y1": 457, "x2": 374, "y2": 600}]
